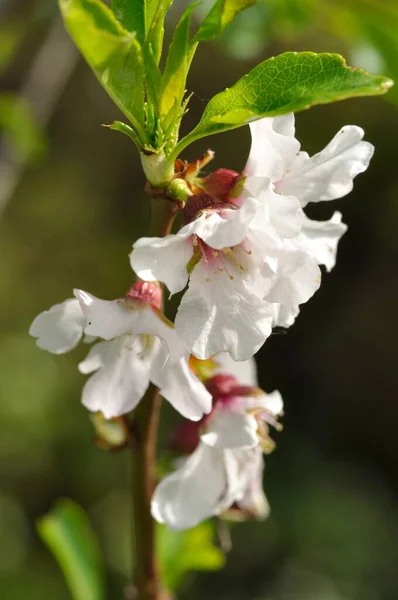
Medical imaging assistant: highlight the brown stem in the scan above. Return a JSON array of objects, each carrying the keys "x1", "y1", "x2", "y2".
[
  {"x1": 148, "y1": 191, "x2": 180, "y2": 237},
  {"x1": 131, "y1": 384, "x2": 162, "y2": 600},
  {"x1": 129, "y1": 188, "x2": 180, "y2": 600}
]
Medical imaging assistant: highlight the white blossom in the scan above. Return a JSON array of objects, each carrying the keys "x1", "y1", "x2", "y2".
[
  {"x1": 151, "y1": 375, "x2": 283, "y2": 529},
  {"x1": 30, "y1": 286, "x2": 212, "y2": 420},
  {"x1": 131, "y1": 114, "x2": 371, "y2": 360}
]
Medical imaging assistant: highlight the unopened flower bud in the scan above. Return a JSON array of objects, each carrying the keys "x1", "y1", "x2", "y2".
[
  {"x1": 204, "y1": 168, "x2": 240, "y2": 201},
  {"x1": 169, "y1": 419, "x2": 201, "y2": 455},
  {"x1": 125, "y1": 281, "x2": 162, "y2": 310},
  {"x1": 205, "y1": 373, "x2": 239, "y2": 399},
  {"x1": 90, "y1": 412, "x2": 129, "y2": 451},
  {"x1": 182, "y1": 193, "x2": 221, "y2": 224}
]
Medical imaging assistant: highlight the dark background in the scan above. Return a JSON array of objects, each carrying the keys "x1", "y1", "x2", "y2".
[{"x1": 1, "y1": 1, "x2": 398, "y2": 599}]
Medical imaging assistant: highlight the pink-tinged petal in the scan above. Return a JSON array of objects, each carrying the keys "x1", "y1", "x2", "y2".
[
  {"x1": 130, "y1": 234, "x2": 193, "y2": 295},
  {"x1": 278, "y1": 126, "x2": 374, "y2": 206},
  {"x1": 78, "y1": 336, "x2": 153, "y2": 418},
  {"x1": 29, "y1": 298, "x2": 85, "y2": 354},
  {"x1": 151, "y1": 443, "x2": 233, "y2": 529},
  {"x1": 74, "y1": 289, "x2": 138, "y2": 340},
  {"x1": 246, "y1": 114, "x2": 300, "y2": 182},
  {"x1": 175, "y1": 261, "x2": 274, "y2": 361},
  {"x1": 201, "y1": 408, "x2": 258, "y2": 449},
  {"x1": 150, "y1": 350, "x2": 212, "y2": 421},
  {"x1": 297, "y1": 211, "x2": 347, "y2": 272},
  {"x1": 187, "y1": 196, "x2": 261, "y2": 250}
]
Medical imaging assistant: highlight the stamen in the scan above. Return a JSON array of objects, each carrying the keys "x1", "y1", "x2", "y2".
[{"x1": 222, "y1": 247, "x2": 245, "y2": 272}]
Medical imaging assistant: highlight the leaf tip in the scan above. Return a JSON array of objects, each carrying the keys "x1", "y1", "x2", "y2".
[{"x1": 381, "y1": 78, "x2": 394, "y2": 91}]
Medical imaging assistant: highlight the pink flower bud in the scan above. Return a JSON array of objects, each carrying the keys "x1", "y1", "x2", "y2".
[
  {"x1": 169, "y1": 418, "x2": 201, "y2": 454},
  {"x1": 182, "y1": 193, "x2": 220, "y2": 224},
  {"x1": 205, "y1": 373, "x2": 240, "y2": 399},
  {"x1": 125, "y1": 281, "x2": 162, "y2": 310},
  {"x1": 204, "y1": 168, "x2": 240, "y2": 201}
]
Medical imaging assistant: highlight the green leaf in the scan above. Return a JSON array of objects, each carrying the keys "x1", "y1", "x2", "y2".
[
  {"x1": 0, "y1": 93, "x2": 47, "y2": 163},
  {"x1": 103, "y1": 120, "x2": 144, "y2": 147},
  {"x1": 159, "y1": 3, "x2": 198, "y2": 118},
  {"x1": 37, "y1": 499, "x2": 105, "y2": 600},
  {"x1": 173, "y1": 51, "x2": 393, "y2": 157},
  {"x1": 59, "y1": 0, "x2": 147, "y2": 146},
  {"x1": 194, "y1": 0, "x2": 258, "y2": 41},
  {"x1": 111, "y1": 0, "x2": 156, "y2": 42},
  {"x1": 158, "y1": 521, "x2": 225, "y2": 592},
  {"x1": 110, "y1": 1, "x2": 174, "y2": 67}
]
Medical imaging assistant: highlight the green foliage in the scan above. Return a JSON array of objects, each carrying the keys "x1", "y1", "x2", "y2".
[
  {"x1": 159, "y1": 4, "x2": 198, "y2": 119},
  {"x1": 218, "y1": 0, "x2": 398, "y2": 104},
  {"x1": 0, "y1": 21, "x2": 24, "y2": 78},
  {"x1": 111, "y1": 0, "x2": 173, "y2": 65},
  {"x1": 173, "y1": 51, "x2": 392, "y2": 157},
  {"x1": 59, "y1": 0, "x2": 147, "y2": 146},
  {"x1": 59, "y1": 0, "x2": 392, "y2": 166},
  {"x1": 37, "y1": 499, "x2": 105, "y2": 600},
  {"x1": 0, "y1": 93, "x2": 46, "y2": 163},
  {"x1": 194, "y1": 0, "x2": 258, "y2": 41},
  {"x1": 158, "y1": 521, "x2": 225, "y2": 592}
]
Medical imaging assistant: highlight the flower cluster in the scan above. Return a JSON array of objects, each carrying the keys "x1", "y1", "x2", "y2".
[
  {"x1": 30, "y1": 114, "x2": 373, "y2": 529},
  {"x1": 153, "y1": 354, "x2": 283, "y2": 529}
]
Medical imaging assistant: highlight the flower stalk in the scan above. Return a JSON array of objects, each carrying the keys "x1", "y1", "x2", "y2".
[
  {"x1": 129, "y1": 176, "x2": 183, "y2": 599},
  {"x1": 130, "y1": 384, "x2": 162, "y2": 600}
]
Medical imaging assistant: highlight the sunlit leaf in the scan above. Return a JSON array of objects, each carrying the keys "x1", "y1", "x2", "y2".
[
  {"x1": 158, "y1": 521, "x2": 225, "y2": 592},
  {"x1": 111, "y1": 0, "x2": 158, "y2": 42},
  {"x1": 59, "y1": 0, "x2": 147, "y2": 146},
  {"x1": 159, "y1": 3, "x2": 198, "y2": 118},
  {"x1": 37, "y1": 499, "x2": 105, "y2": 600},
  {"x1": 194, "y1": 0, "x2": 258, "y2": 41},
  {"x1": 173, "y1": 51, "x2": 393, "y2": 157},
  {"x1": 146, "y1": 0, "x2": 174, "y2": 66}
]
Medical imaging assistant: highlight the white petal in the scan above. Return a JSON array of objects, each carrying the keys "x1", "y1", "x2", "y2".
[
  {"x1": 246, "y1": 115, "x2": 300, "y2": 182},
  {"x1": 74, "y1": 289, "x2": 138, "y2": 340},
  {"x1": 29, "y1": 298, "x2": 85, "y2": 354},
  {"x1": 151, "y1": 443, "x2": 232, "y2": 529},
  {"x1": 201, "y1": 407, "x2": 258, "y2": 449},
  {"x1": 214, "y1": 353, "x2": 258, "y2": 386},
  {"x1": 267, "y1": 188, "x2": 302, "y2": 238},
  {"x1": 175, "y1": 261, "x2": 274, "y2": 361},
  {"x1": 130, "y1": 234, "x2": 192, "y2": 295},
  {"x1": 278, "y1": 126, "x2": 374, "y2": 206},
  {"x1": 78, "y1": 335, "x2": 152, "y2": 418},
  {"x1": 266, "y1": 248, "x2": 321, "y2": 306},
  {"x1": 135, "y1": 308, "x2": 187, "y2": 365},
  {"x1": 237, "y1": 450, "x2": 269, "y2": 519},
  {"x1": 271, "y1": 302, "x2": 300, "y2": 328},
  {"x1": 150, "y1": 351, "x2": 212, "y2": 421},
  {"x1": 297, "y1": 211, "x2": 347, "y2": 272},
  {"x1": 188, "y1": 196, "x2": 261, "y2": 250},
  {"x1": 241, "y1": 390, "x2": 284, "y2": 416}
]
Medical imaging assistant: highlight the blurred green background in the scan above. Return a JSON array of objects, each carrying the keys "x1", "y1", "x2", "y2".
[{"x1": 1, "y1": 0, "x2": 398, "y2": 598}]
